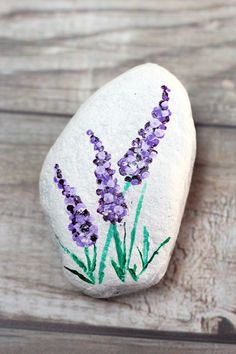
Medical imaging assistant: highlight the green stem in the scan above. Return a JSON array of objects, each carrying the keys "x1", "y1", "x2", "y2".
[
  {"x1": 98, "y1": 224, "x2": 114, "y2": 284},
  {"x1": 98, "y1": 182, "x2": 131, "y2": 284},
  {"x1": 84, "y1": 247, "x2": 91, "y2": 271},
  {"x1": 123, "y1": 181, "x2": 131, "y2": 193},
  {"x1": 91, "y1": 244, "x2": 97, "y2": 272},
  {"x1": 123, "y1": 222, "x2": 127, "y2": 268},
  {"x1": 113, "y1": 224, "x2": 125, "y2": 268},
  {"x1": 84, "y1": 246, "x2": 96, "y2": 283},
  {"x1": 126, "y1": 181, "x2": 147, "y2": 270}
]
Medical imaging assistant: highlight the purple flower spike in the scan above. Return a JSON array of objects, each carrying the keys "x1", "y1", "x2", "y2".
[
  {"x1": 118, "y1": 85, "x2": 171, "y2": 185},
  {"x1": 54, "y1": 164, "x2": 98, "y2": 247},
  {"x1": 87, "y1": 130, "x2": 128, "y2": 224}
]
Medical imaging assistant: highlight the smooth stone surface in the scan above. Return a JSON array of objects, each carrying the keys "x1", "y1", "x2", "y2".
[{"x1": 39, "y1": 63, "x2": 196, "y2": 298}]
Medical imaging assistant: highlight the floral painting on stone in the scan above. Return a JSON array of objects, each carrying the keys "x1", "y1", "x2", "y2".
[{"x1": 53, "y1": 85, "x2": 171, "y2": 285}]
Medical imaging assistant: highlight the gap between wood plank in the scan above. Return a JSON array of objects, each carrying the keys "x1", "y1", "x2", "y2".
[{"x1": 0, "y1": 319, "x2": 235, "y2": 345}]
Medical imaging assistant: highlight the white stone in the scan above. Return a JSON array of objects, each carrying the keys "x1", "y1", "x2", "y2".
[{"x1": 39, "y1": 63, "x2": 196, "y2": 298}]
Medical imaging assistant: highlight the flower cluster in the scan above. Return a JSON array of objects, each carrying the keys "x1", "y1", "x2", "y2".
[
  {"x1": 54, "y1": 164, "x2": 98, "y2": 247},
  {"x1": 87, "y1": 130, "x2": 128, "y2": 223},
  {"x1": 118, "y1": 85, "x2": 171, "y2": 185}
]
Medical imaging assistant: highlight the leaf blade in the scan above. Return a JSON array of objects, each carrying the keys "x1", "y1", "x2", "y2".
[
  {"x1": 55, "y1": 234, "x2": 87, "y2": 273},
  {"x1": 64, "y1": 266, "x2": 94, "y2": 284},
  {"x1": 91, "y1": 244, "x2": 97, "y2": 272},
  {"x1": 113, "y1": 224, "x2": 125, "y2": 268},
  {"x1": 137, "y1": 246, "x2": 144, "y2": 268},
  {"x1": 127, "y1": 182, "x2": 147, "y2": 270},
  {"x1": 84, "y1": 246, "x2": 91, "y2": 271},
  {"x1": 146, "y1": 237, "x2": 171, "y2": 268},
  {"x1": 98, "y1": 224, "x2": 113, "y2": 284},
  {"x1": 111, "y1": 259, "x2": 125, "y2": 282},
  {"x1": 123, "y1": 222, "x2": 127, "y2": 268},
  {"x1": 128, "y1": 267, "x2": 138, "y2": 282},
  {"x1": 143, "y1": 226, "x2": 150, "y2": 265}
]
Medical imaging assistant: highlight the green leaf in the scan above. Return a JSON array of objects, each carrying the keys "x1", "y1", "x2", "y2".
[
  {"x1": 64, "y1": 266, "x2": 94, "y2": 284},
  {"x1": 70, "y1": 253, "x2": 87, "y2": 273},
  {"x1": 113, "y1": 224, "x2": 125, "y2": 268},
  {"x1": 128, "y1": 266, "x2": 138, "y2": 282},
  {"x1": 98, "y1": 224, "x2": 113, "y2": 284},
  {"x1": 143, "y1": 226, "x2": 150, "y2": 265},
  {"x1": 123, "y1": 222, "x2": 127, "y2": 268},
  {"x1": 146, "y1": 237, "x2": 171, "y2": 268},
  {"x1": 91, "y1": 244, "x2": 97, "y2": 272},
  {"x1": 127, "y1": 182, "x2": 147, "y2": 270},
  {"x1": 111, "y1": 259, "x2": 125, "y2": 282},
  {"x1": 84, "y1": 246, "x2": 91, "y2": 271},
  {"x1": 137, "y1": 246, "x2": 144, "y2": 268},
  {"x1": 54, "y1": 234, "x2": 87, "y2": 273}
]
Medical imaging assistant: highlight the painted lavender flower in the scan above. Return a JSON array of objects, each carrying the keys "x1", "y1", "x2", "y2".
[
  {"x1": 86, "y1": 130, "x2": 128, "y2": 224},
  {"x1": 54, "y1": 163, "x2": 98, "y2": 247},
  {"x1": 52, "y1": 84, "x2": 172, "y2": 285},
  {"x1": 118, "y1": 85, "x2": 171, "y2": 185}
]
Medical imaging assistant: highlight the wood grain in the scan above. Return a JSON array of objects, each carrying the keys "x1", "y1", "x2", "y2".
[
  {"x1": 1, "y1": 328, "x2": 235, "y2": 354},
  {"x1": 0, "y1": 112, "x2": 235, "y2": 334},
  {"x1": 0, "y1": 0, "x2": 236, "y2": 125},
  {"x1": 0, "y1": 0, "x2": 236, "y2": 345}
]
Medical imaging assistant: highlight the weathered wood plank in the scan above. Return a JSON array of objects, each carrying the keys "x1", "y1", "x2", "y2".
[
  {"x1": 0, "y1": 112, "x2": 235, "y2": 334},
  {"x1": 0, "y1": 328, "x2": 235, "y2": 354},
  {"x1": 0, "y1": 0, "x2": 236, "y2": 125}
]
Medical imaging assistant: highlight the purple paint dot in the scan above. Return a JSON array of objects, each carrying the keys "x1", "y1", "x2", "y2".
[
  {"x1": 117, "y1": 85, "x2": 171, "y2": 186},
  {"x1": 86, "y1": 129, "x2": 94, "y2": 136}
]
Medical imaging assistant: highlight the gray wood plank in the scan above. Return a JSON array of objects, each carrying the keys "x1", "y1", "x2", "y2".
[
  {"x1": 0, "y1": 112, "x2": 235, "y2": 334},
  {"x1": 0, "y1": 0, "x2": 236, "y2": 125},
  {"x1": 0, "y1": 328, "x2": 235, "y2": 354}
]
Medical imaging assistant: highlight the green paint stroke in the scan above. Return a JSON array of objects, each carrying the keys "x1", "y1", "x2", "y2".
[
  {"x1": 110, "y1": 223, "x2": 126, "y2": 282},
  {"x1": 142, "y1": 226, "x2": 150, "y2": 265},
  {"x1": 98, "y1": 181, "x2": 131, "y2": 284},
  {"x1": 113, "y1": 224, "x2": 125, "y2": 268},
  {"x1": 126, "y1": 181, "x2": 147, "y2": 270},
  {"x1": 123, "y1": 181, "x2": 131, "y2": 193},
  {"x1": 84, "y1": 246, "x2": 91, "y2": 271},
  {"x1": 84, "y1": 246, "x2": 96, "y2": 283},
  {"x1": 138, "y1": 236, "x2": 171, "y2": 278},
  {"x1": 137, "y1": 226, "x2": 150, "y2": 268},
  {"x1": 55, "y1": 178, "x2": 171, "y2": 285},
  {"x1": 128, "y1": 264, "x2": 138, "y2": 281},
  {"x1": 144, "y1": 236, "x2": 171, "y2": 271},
  {"x1": 111, "y1": 259, "x2": 125, "y2": 282},
  {"x1": 91, "y1": 244, "x2": 97, "y2": 272},
  {"x1": 122, "y1": 222, "x2": 127, "y2": 268},
  {"x1": 98, "y1": 223, "x2": 114, "y2": 284},
  {"x1": 55, "y1": 234, "x2": 96, "y2": 284},
  {"x1": 55, "y1": 234, "x2": 87, "y2": 273},
  {"x1": 64, "y1": 266, "x2": 95, "y2": 284}
]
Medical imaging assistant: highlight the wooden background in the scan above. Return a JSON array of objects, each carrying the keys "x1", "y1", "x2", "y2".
[{"x1": 0, "y1": 0, "x2": 235, "y2": 352}]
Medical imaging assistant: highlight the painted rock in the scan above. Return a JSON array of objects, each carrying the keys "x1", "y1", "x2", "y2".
[{"x1": 40, "y1": 63, "x2": 196, "y2": 298}]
